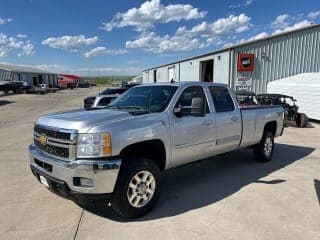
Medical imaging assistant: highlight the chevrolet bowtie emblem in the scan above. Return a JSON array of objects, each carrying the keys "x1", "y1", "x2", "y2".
[{"x1": 39, "y1": 134, "x2": 48, "y2": 145}]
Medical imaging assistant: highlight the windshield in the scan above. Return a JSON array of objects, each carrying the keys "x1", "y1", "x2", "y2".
[{"x1": 108, "y1": 85, "x2": 178, "y2": 113}]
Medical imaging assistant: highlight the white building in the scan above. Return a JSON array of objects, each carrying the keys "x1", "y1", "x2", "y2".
[
  {"x1": 142, "y1": 24, "x2": 320, "y2": 94},
  {"x1": 0, "y1": 64, "x2": 58, "y2": 87}
]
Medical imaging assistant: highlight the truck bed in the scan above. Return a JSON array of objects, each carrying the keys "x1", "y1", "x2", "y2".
[{"x1": 240, "y1": 105, "x2": 283, "y2": 148}]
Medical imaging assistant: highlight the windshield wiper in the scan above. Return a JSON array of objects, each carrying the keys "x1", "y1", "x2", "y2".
[
  {"x1": 117, "y1": 106, "x2": 145, "y2": 111},
  {"x1": 105, "y1": 105, "x2": 118, "y2": 109},
  {"x1": 130, "y1": 110, "x2": 150, "y2": 115}
]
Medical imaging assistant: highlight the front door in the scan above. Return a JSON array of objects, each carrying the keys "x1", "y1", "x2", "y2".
[{"x1": 170, "y1": 85, "x2": 216, "y2": 167}]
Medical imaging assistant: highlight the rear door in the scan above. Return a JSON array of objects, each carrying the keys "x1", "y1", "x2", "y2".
[
  {"x1": 170, "y1": 85, "x2": 217, "y2": 167},
  {"x1": 209, "y1": 86, "x2": 242, "y2": 153}
]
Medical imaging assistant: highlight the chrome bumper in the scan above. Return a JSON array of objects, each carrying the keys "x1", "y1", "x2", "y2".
[{"x1": 29, "y1": 144, "x2": 121, "y2": 194}]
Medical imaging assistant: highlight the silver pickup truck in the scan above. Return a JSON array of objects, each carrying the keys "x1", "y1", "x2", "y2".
[{"x1": 29, "y1": 82, "x2": 283, "y2": 218}]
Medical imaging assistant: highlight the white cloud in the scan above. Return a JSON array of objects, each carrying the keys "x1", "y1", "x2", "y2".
[
  {"x1": 0, "y1": 33, "x2": 35, "y2": 57},
  {"x1": 178, "y1": 14, "x2": 252, "y2": 36},
  {"x1": 100, "y1": 0, "x2": 206, "y2": 32},
  {"x1": 245, "y1": 0, "x2": 254, "y2": 5},
  {"x1": 125, "y1": 13, "x2": 251, "y2": 53},
  {"x1": 75, "y1": 66, "x2": 142, "y2": 76},
  {"x1": 271, "y1": 14, "x2": 291, "y2": 29},
  {"x1": 18, "y1": 42, "x2": 35, "y2": 57},
  {"x1": 273, "y1": 20, "x2": 313, "y2": 34},
  {"x1": 239, "y1": 32, "x2": 269, "y2": 44},
  {"x1": 308, "y1": 11, "x2": 320, "y2": 19},
  {"x1": 126, "y1": 31, "x2": 205, "y2": 53},
  {"x1": 248, "y1": 32, "x2": 269, "y2": 41},
  {"x1": 83, "y1": 46, "x2": 128, "y2": 58},
  {"x1": 271, "y1": 13, "x2": 314, "y2": 35},
  {"x1": 35, "y1": 64, "x2": 68, "y2": 73},
  {"x1": 17, "y1": 34, "x2": 27, "y2": 38},
  {"x1": 223, "y1": 32, "x2": 269, "y2": 47},
  {"x1": 229, "y1": 0, "x2": 254, "y2": 9},
  {"x1": 0, "y1": 17, "x2": 13, "y2": 25},
  {"x1": 41, "y1": 35, "x2": 98, "y2": 52}
]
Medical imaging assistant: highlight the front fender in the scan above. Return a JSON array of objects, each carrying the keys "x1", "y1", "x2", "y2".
[{"x1": 89, "y1": 113, "x2": 171, "y2": 168}]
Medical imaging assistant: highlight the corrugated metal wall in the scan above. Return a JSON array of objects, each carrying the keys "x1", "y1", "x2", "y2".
[
  {"x1": 233, "y1": 26, "x2": 320, "y2": 93},
  {"x1": 0, "y1": 69, "x2": 58, "y2": 87},
  {"x1": 0, "y1": 69, "x2": 13, "y2": 81}
]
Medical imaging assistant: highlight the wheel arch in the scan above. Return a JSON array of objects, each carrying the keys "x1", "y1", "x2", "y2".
[
  {"x1": 264, "y1": 121, "x2": 277, "y2": 136},
  {"x1": 119, "y1": 139, "x2": 167, "y2": 171}
]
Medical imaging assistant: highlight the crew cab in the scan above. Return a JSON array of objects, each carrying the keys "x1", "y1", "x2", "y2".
[{"x1": 29, "y1": 82, "x2": 283, "y2": 218}]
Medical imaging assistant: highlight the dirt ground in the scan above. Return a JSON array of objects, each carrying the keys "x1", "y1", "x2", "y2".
[{"x1": 0, "y1": 88, "x2": 319, "y2": 240}]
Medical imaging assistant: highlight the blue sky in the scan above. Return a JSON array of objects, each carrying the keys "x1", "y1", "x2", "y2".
[{"x1": 0, "y1": 0, "x2": 319, "y2": 76}]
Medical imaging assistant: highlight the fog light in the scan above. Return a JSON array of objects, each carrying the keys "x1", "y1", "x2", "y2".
[{"x1": 74, "y1": 177, "x2": 94, "y2": 187}]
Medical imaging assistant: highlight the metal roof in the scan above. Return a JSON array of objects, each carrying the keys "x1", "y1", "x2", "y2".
[
  {"x1": 0, "y1": 63, "x2": 56, "y2": 74},
  {"x1": 143, "y1": 23, "x2": 320, "y2": 71}
]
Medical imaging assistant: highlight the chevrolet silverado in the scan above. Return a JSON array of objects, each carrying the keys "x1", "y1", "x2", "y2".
[{"x1": 29, "y1": 82, "x2": 284, "y2": 218}]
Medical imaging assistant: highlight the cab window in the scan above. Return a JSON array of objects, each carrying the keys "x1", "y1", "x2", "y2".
[
  {"x1": 176, "y1": 86, "x2": 209, "y2": 116},
  {"x1": 209, "y1": 86, "x2": 235, "y2": 112}
]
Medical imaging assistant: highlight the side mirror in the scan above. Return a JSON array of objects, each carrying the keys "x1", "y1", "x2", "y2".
[
  {"x1": 173, "y1": 105, "x2": 182, "y2": 116},
  {"x1": 173, "y1": 97, "x2": 204, "y2": 117},
  {"x1": 190, "y1": 97, "x2": 204, "y2": 116}
]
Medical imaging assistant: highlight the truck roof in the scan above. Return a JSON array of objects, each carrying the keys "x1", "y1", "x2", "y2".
[{"x1": 135, "y1": 81, "x2": 229, "y2": 88}]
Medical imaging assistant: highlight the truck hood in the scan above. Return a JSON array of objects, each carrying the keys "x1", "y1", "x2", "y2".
[{"x1": 36, "y1": 109, "x2": 131, "y2": 133}]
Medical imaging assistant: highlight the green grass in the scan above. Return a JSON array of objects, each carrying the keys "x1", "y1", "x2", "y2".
[{"x1": 83, "y1": 76, "x2": 134, "y2": 85}]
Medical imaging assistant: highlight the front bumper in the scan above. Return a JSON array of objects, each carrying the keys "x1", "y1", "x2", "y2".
[{"x1": 29, "y1": 144, "x2": 121, "y2": 196}]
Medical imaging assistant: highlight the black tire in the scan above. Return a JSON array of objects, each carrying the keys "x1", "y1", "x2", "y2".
[
  {"x1": 111, "y1": 158, "x2": 161, "y2": 219},
  {"x1": 253, "y1": 131, "x2": 274, "y2": 162},
  {"x1": 296, "y1": 113, "x2": 308, "y2": 128}
]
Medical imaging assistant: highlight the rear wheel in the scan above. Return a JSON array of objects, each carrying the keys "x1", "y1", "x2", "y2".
[
  {"x1": 253, "y1": 131, "x2": 274, "y2": 162},
  {"x1": 111, "y1": 158, "x2": 161, "y2": 219},
  {"x1": 296, "y1": 113, "x2": 308, "y2": 128}
]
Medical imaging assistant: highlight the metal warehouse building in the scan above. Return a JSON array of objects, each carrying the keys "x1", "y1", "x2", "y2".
[
  {"x1": 0, "y1": 64, "x2": 58, "y2": 87},
  {"x1": 142, "y1": 24, "x2": 320, "y2": 93}
]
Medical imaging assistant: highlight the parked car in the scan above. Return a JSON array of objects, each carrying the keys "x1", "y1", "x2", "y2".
[
  {"x1": 236, "y1": 91, "x2": 259, "y2": 107},
  {"x1": 29, "y1": 82, "x2": 284, "y2": 218},
  {"x1": 84, "y1": 86, "x2": 133, "y2": 109},
  {"x1": 77, "y1": 80, "x2": 90, "y2": 88},
  {"x1": 0, "y1": 80, "x2": 31, "y2": 94},
  {"x1": 257, "y1": 93, "x2": 308, "y2": 128}
]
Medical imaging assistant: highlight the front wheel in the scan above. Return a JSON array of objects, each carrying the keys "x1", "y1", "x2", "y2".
[
  {"x1": 111, "y1": 158, "x2": 161, "y2": 219},
  {"x1": 253, "y1": 131, "x2": 274, "y2": 162},
  {"x1": 296, "y1": 113, "x2": 308, "y2": 128}
]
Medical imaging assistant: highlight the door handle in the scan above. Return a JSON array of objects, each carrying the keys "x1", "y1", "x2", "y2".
[
  {"x1": 203, "y1": 120, "x2": 215, "y2": 126},
  {"x1": 231, "y1": 116, "x2": 239, "y2": 122},
  {"x1": 203, "y1": 120, "x2": 211, "y2": 126}
]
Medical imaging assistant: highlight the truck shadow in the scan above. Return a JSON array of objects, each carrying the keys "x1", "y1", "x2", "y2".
[
  {"x1": 0, "y1": 100, "x2": 14, "y2": 106},
  {"x1": 315, "y1": 179, "x2": 320, "y2": 207},
  {"x1": 78, "y1": 143, "x2": 314, "y2": 222}
]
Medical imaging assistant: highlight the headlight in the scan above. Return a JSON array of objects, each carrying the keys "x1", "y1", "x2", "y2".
[{"x1": 77, "y1": 133, "x2": 111, "y2": 158}]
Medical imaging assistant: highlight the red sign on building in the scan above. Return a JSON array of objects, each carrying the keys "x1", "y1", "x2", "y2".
[{"x1": 237, "y1": 53, "x2": 254, "y2": 71}]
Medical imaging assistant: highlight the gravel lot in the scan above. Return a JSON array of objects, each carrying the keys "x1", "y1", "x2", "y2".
[{"x1": 0, "y1": 88, "x2": 319, "y2": 240}]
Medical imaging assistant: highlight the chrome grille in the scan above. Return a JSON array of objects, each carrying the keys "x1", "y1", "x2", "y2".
[
  {"x1": 34, "y1": 125, "x2": 77, "y2": 161},
  {"x1": 34, "y1": 125, "x2": 71, "y2": 140},
  {"x1": 34, "y1": 139, "x2": 70, "y2": 158}
]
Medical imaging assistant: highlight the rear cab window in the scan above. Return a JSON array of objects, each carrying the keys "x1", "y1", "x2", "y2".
[{"x1": 209, "y1": 86, "x2": 235, "y2": 112}]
